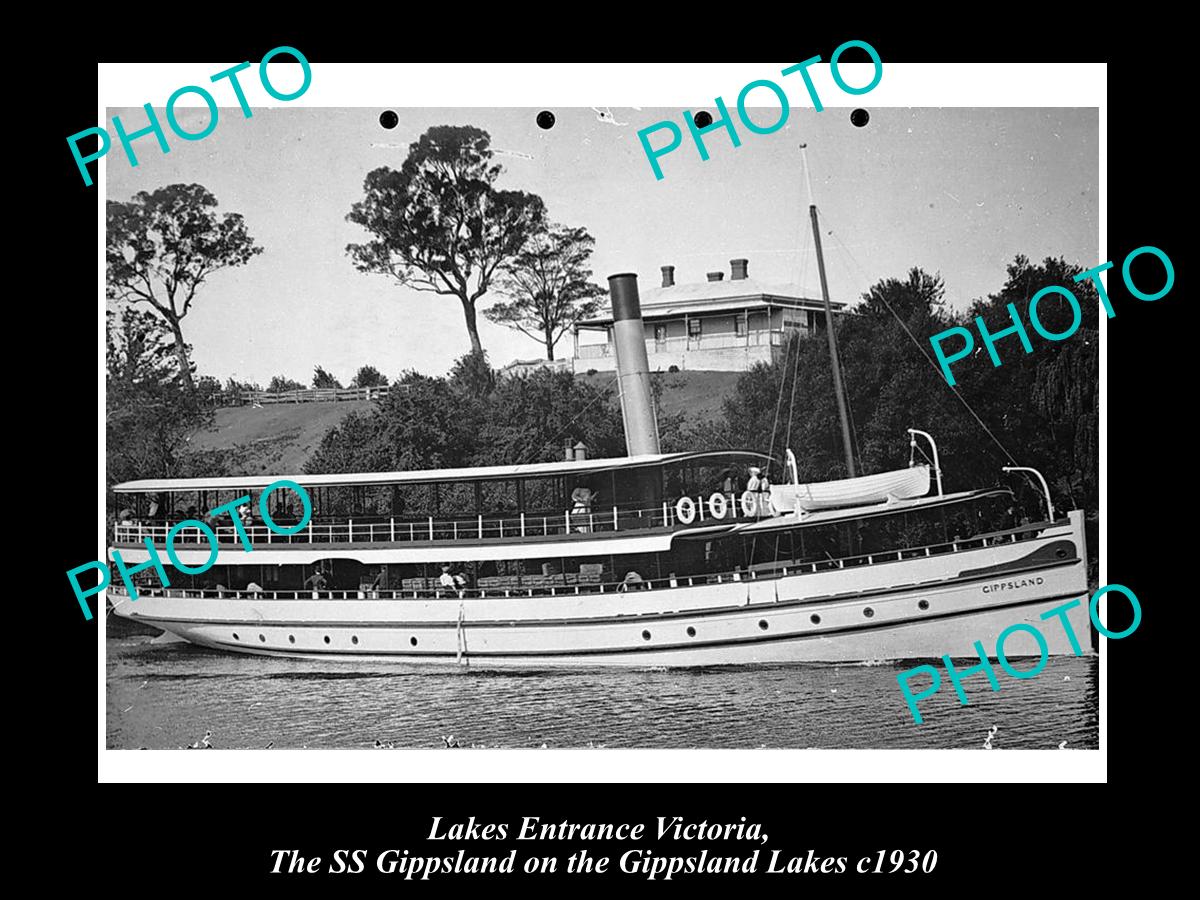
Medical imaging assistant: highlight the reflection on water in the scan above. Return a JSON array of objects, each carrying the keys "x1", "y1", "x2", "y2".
[{"x1": 106, "y1": 637, "x2": 1098, "y2": 750}]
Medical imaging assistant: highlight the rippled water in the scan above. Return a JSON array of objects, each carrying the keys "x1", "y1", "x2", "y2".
[{"x1": 106, "y1": 636, "x2": 1097, "y2": 750}]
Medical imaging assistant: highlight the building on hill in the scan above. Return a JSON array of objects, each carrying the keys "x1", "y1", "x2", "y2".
[{"x1": 572, "y1": 258, "x2": 844, "y2": 373}]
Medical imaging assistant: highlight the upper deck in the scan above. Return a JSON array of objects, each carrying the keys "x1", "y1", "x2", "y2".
[{"x1": 111, "y1": 450, "x2": 774, "y2": 553}]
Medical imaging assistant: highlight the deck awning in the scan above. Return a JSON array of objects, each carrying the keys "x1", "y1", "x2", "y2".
[{"x1": 112, "y1": 450, "x2": 774, "y2": 494}]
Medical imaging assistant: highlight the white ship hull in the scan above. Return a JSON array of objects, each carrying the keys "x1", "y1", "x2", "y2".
[{"x1": 109, "y1": 513, "x2": 1093, "y2": 667}]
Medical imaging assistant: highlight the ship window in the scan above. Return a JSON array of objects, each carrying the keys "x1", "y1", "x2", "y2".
[
  {"x1": 686, "y1": 626, "x2": 696, "y2": 637},
  {"x1": 323, "y1": 635, "x2": 331, "y2": 644},
  {"x1": 863, "y1": 607, "x2": 875, "y2": 618},
  {"x1": 352, "y1": 636, "x2": 359, "y2": 644},
  {"x1": 918, "y1": 600, "x2": 929, "y2": 610},
  {"x1": 410, "y1": 636, "x2": 418, "y2": 646},
  {"x1": 232, "y1": 632, "x2": 239, "y2": 640},
  {"x1": 810, "y1": 614, "x2": 821, "y2": 624},
  {"x1": 642, "y1": 630, "x2": 651, "y2": 641},
  {"x1": 758, "y1": 619, "x2": 769, "y2": 630},
  {"x1": 259, "y1": 633, "x2": 266, "y2": 642},
  {"x1": 288, "y1": 635, "x2": 295, "y2": 643}
]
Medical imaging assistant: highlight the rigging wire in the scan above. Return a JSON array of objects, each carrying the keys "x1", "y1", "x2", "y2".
[
  {"x1": 772, "y1": 206, "x2": 813, "y2": 469},
  {"x1": 766, "y1": 323, "x2": 794, "y2": 468},
  {"x1": 822, "y1": 216, "x2": 1019, "y2": 466}
]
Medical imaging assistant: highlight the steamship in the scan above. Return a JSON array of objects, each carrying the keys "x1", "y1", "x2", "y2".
[{"x1": 107, "y1": 262, "x2": 1093, "y2": 665}]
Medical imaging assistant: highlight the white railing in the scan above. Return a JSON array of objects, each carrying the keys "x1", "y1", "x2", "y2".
[
  {"x1": 578, "y1": 331, "x2": 791, "y2": 360},
  {"x1": 113, "y1": 496, "x2": 764, "y2": 547},
  {"x1": 107, "y1": 520, "x2": 1057, "y2": 602}
]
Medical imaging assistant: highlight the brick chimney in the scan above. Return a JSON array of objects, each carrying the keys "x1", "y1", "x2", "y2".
[
  {"x1": 731, "y1": 258, "x2": 749, "y2": 280},
  {"x1": 661, "y1": 265, "x2": 675, "y2": 288},
  {"x1": 706, "y1": 271, "x2": 725, "y2": 282}
]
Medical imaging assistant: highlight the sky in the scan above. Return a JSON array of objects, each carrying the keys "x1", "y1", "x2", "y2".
[{"x1": 106, "y1": 106, "x2": 1098, "y2": 385}]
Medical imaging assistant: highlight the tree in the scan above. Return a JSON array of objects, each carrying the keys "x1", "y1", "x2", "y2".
[
  {"x1": 106, "y1": 307, "x2": 180, "y2": 386},
  {"x1": 346, "y1": 125, "x2": 547, "y2": 356},
  {"x1": 106, "y1": 313, "x2": 213, "y2": 489},
  {"x1": 448, "y1": 349, "x2": 496, "y2": 398},
  {"x1": 268, "y1": 375, "x2": 305, "y2": 393},
  {"x1": 313, "y1": 366, "x2": 343, "y2": 389},
  {"x1": 484, "y1": 223, "x2": 606, "y2": 359},
  {"x1": 106, "y1": 183, "x2": 263, "y2": 390},
  {"x1": 350, "y1": 365, "x2": 389, "y2": 388}
]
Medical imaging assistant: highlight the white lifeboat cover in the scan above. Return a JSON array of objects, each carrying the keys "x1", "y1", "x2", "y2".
[{"x1": 769, "y1": 464, "x2": 931, "y2": 512}]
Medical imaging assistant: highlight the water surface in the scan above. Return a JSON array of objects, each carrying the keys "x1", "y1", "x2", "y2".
[{"x1": 106, "y1": 636, "x2": 1098, "y2": 750}]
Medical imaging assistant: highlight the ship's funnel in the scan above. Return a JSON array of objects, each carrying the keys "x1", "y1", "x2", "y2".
[{"x1": 607, "y1": 273, "x2": 661, "y2": 457}]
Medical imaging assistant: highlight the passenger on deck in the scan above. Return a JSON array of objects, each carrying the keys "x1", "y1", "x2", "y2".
[
  {"x1": 618, "y1": 571, "x2": 645, "y2": 592},
  {"x1": 304, "y1": 570, "x2": 328, "y2": 597},
  {"x1": 571, "y1": 486, "x2": 595, "y2": 533},
  {"x1": 746, "y1": 467, "x2": 763, "y2": 492},
  {"x1": 246, "y1": 581, "x2": 263, "y2": 595},
  {"x1": 721, "y1": 469, "x2": 738, "y2": 496},
  {"x1": 439, "y1": 564, "x2": 456, "y2": 590}
]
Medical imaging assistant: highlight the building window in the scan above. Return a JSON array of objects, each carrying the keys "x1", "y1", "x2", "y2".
[
  {"x1": 735, "y1": 316, "x2": 747, "y2": 337},
  {"x1": 654, "y1": 324, "x2": 668, "y2": 344},
  {"x1": 688, "y1": 319, "x2": 702, "y2": 338}
]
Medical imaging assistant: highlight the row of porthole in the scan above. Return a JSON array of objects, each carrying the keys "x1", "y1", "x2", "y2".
[
  {"x1": 641, "y1": 601, "x2": 931, "y2": 641},
  {"x1": 230, "y1": 632, "x2": 415, "y2": 647},
  {"x1": 231, "y1": 601, "x2": 936, "y2": 647}
]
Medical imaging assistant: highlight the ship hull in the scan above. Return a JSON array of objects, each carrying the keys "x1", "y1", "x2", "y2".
[{"x1": 109, "y1": 514, "x2": 1094, "y2": 667}]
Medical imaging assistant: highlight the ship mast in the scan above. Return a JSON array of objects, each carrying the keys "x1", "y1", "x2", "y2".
[{"x1": 800, "y1": 144, "x2": 857, "y2": 478}]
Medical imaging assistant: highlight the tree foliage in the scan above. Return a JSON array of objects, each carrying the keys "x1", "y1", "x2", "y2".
[
  {"x1": 681, "y1": 258, "x2": 1099, "y2": 516},
  {"x1": 484, "y1": 223, "x2": 606, "y2": 359},
  {"x1": 346, "y1": 125, "x2": 547, "y2": 356},
  {"x1": 106, "y1": 183, "x2": 262, "y2": 389},
  {"x1": 350, "y1": 365, "x2": 389, "y2": 388},
  {"x1": 106, "y1": 314, "x2": 213, "y2": 491},
  {"x1": 268, "y1": 375, "x2": 305, "y2": 393},
  {"x1": 106, "y1": 307, "x2": 180, "y2": 386},
  {"x1": 305, "y1": 355, "x2": 625, "y2": 476},
  {"x1": 312, "y1": 365, "x2": 343, "y2": 389}
]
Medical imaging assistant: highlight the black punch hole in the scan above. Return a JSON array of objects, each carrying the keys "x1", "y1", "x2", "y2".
[
  {"x1": 693, "y1": 110, "x2": 713, "y2": 128},
  {"x1": 850, "y1": 108, "x2": 870, "y2": 127},
  {"x1": 536, "y1": 110, "x2": 556, "y2": 130},
  {"x1": 379, "y1": 110, "x2": 399, "y2": 129}
]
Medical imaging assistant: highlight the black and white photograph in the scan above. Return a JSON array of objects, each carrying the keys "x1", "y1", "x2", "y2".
[{"x1": 100, "y1": 95, "x2": 1100, "y2": 756}]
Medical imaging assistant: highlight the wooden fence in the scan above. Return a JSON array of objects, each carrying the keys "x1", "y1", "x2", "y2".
[{"x1": 240, "y1": 385, "x2": 404, "y2": 405}]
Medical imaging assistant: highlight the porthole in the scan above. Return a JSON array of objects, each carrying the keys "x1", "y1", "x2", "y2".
[
  {"x1": 288, "y1": 635, "x2": 295, "y2": 644},
  {"x1": 810, "y1": 614, "x2": 821, "y2": 625},
  {"x1": 918, "y1": 600, "x2": 930, "y2": 611},
  {"x1": 863, "y1": 607, "x2": 875, "y2": 618},
  {"x1": 232, "y1": 632, "x2": 240, "y2": 641},
  {"x1": 1055, "y1": 548, "x2": 1067, "y2": 558},
  {"x1": 323, "y1": 635, "x2": 331, "y2": 644},
  {"x1": 642, "y1": 630, "x2": 651, "y2": 641},
  {"x1": 686, "y1": 626, "x2": 696, "y2": 637},
  {"x1": 410, "y1": 636, "x2": 418, "y2": 647},
  {"x1": 352, "y1": 636, "x2": 359, "y2": 645},
  {"x1": 259, "y1": 633, "x2": 266, "y2": 642},
  {"x1": 758, "y1": 619, "x2": 769, "y2": 630}
]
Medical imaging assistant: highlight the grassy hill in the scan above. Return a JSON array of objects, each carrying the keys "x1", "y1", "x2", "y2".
[
  {"x1": 580, "y1": 369, "x2": 740, "y2": 427},
  {"x1": 188, "y1": 399, "x2": 375, "y2": 473},
  {"x1": 189, "y1": 372, "x2": 742, "y2": 472}
]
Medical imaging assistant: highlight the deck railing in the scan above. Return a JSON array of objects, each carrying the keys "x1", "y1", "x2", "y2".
[
  {"x1": 107, "y1": 520, "x2": 1060, "y2": 602},
  {"x1": 112, "y1": 496, "x2": 774, "y2": 547}
]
